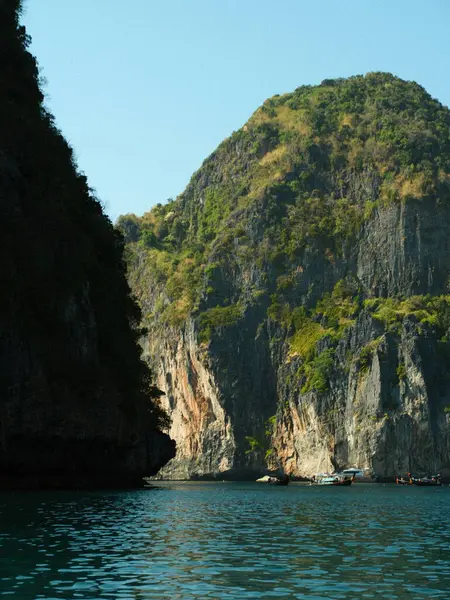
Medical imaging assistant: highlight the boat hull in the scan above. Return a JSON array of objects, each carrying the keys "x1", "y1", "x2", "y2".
[
  {"x1": 313, "y1": 477, "x2": 353, "y2": 486},
  {"x1": 413, "y1": 480, "x2": 442, "y2": 487},
  {"x1": 396, "y1": 474, "x2": 442, "y2": 486}
]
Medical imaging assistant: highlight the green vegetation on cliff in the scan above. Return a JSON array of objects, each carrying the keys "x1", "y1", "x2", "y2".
[
  {"x1": 364, "y1": 295, "x2": 450, "y2": 334},
  {"x1": 121, "y1": 72, "x2": 450, "y2": 328},
  {"x1": 121, "y1": 73, "x2": 450, "y2": 402},
  {"x1": 120, "y1": 71, "x2": 450, "y2": 479}
]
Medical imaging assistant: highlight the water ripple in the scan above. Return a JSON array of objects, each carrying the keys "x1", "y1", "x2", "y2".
[{"x1": 0, "y1": 483, "x2": 449, "y2": 598}]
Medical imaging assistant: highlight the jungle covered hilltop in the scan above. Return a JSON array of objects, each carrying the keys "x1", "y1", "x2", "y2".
[
  {"x1": 119, "y1": 73, "x2": 450, "y2": 481},
  {"x1": 0, "y1": 0, "x2": 174, "y2": 488}
]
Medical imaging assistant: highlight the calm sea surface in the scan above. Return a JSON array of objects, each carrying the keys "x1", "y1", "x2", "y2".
[{"x1": 0, "y1": 482, "x2": 449, "y2": 599}]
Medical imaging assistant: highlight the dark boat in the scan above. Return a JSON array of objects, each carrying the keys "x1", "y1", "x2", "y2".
[
  {"x1": 396, "y1": 473, "x2": 443, "y2": 486},
  {"x1": 412, "y1": 475, "x2": 442, "y2": 487},
  {"x1": 332, "y1": 477, "x2": 353, "y2": 486}
]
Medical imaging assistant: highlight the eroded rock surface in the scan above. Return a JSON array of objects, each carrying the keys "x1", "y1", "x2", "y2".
[{"x1": 123, "y1": 74, "x2": 450, "y2": 480}]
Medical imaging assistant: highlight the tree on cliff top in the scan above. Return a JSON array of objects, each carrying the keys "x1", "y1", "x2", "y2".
[{"x1": 120, "y1": 72, "x2": 450, "y2": 331}]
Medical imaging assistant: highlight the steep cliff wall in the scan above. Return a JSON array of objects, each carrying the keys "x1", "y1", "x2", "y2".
[
  {"x1": 122, "y1": 73, "x2": 450, "y2": 480},
  {"x1": 0, "y1": 0, "x2": 174, "y2": 486}
]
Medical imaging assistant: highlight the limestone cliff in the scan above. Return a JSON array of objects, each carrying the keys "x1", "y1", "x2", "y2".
[
  {"x1": 0, "y1": 0, "x2": 174, "y2": 487},
  {"x1": 122, "y1": 73, "x2": 450, "y2": 480}
]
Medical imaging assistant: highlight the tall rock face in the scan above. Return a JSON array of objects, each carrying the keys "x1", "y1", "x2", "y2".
[
  {"x1": 0, "y1": 0, "x2": 174, "y2": 487},
  {"x1": 121, "y1": 73, "x2": 450, "y2": 480}
]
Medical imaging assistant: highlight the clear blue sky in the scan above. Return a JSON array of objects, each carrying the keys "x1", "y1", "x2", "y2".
[{"x1": 22, "y1": 0, "x2": 450, "y2": 222}]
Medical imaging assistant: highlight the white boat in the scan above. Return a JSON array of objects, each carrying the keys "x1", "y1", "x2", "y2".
[
  {"x1": 256, "y1": 474, "x2": 289, "y2": 486},
  {"x1": 341, "y1": 468, "x2": 364, "y2": 477},
  {"x1": 339, "y1": 468, "x2": 376, "y2": 482}
]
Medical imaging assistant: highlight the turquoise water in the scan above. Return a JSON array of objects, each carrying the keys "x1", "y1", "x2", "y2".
[{"x1": 0, "y1": 482, "x2": 449, "y2": 599}]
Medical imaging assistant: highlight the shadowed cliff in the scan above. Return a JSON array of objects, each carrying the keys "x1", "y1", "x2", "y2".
[{"x1": 0, "y1": 0, "x2": 175, "y2": 487}]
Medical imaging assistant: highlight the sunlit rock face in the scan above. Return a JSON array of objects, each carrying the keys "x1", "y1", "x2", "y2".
[{"x1": 124, "y1": 74, "x2": 450, "y2": 480}]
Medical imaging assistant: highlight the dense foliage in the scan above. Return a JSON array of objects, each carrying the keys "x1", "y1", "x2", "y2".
[
  {"x1": 0, "y1": 1, "x2": 168, "y2": 430},
  {"x1": 121, "y1": 72, "x2": 450, "y2": 316},
  {"x1": 121, "y1": 73, "x2": 450, "y2": 396}
]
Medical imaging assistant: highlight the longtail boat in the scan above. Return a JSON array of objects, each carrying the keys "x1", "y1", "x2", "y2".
[
  {"x1": 396, "y1": 475, "x2": 412, "y2": 485},
  {"x1": 412, "y1": 475, "x2": 442, "y2": 487},
  {"x1": 311, "y1": 474, "x2": 355, "y2": 486},
  {"x1": 256, "y1": 474, "x2": 290, "y2": 486},
  {"x1": 396, "y1": 473, "x2": 443, "y2": 486}
]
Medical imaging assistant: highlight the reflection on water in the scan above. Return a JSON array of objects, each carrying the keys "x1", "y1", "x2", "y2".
[{"x1": 0, "y1": 482, "x2": 449, "y2": 598}]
